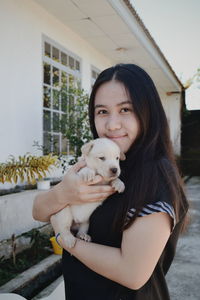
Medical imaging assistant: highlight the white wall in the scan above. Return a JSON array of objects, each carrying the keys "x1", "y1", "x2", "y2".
[
  {"x1": 0, "y1": 0, "x2": 112, "y2": 163},
  {"x1": 0, "y1": 190, "x2": 54, "y2": 259},
  {"x1": 161, "y1": 94, "x2": 181, "y2": 155},
  {"x1": 0, "y1": 190, "x2": 44, "y2": 241},
  {"x1": 167, "y1": 94, "x2": 181, "y2": 155}
]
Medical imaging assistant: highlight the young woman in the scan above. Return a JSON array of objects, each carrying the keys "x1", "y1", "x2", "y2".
[{"x1": 33, "y1": 64, "x2": 189, "y2": 300}]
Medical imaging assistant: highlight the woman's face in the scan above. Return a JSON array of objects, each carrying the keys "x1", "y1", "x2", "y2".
[{"x1": 94, "y1": 80, "x2": 140, "y2": 153}]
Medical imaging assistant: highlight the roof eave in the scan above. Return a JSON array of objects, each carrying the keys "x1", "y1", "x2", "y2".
[{"x1": 108, "y1": 0, "x2": 184, "y2": 91}]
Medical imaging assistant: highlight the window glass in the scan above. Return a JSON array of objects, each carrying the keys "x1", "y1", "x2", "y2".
[
  {"x1": 45, "y1": 42, "x2": 51, "y2": 58},
  {"x1": 43, "y1": 110, "x2": 51, "y2": 131},
  {"x1": 61, "y1": 114, "x2": 67, "y2": 132},
  {"x1": 69, "y1": 56, "x2": 75, "y2": 70},
  {"x1": 61, "y1": 91, "x2": 68, "y2": 112},
  {"x1": 43, "y1": 132, "x2": 52, "y2": 154},
  {"x1": 76, "y1": 60, "x2": 80, "y2": 71},
  {"x1": 61, "y1": 52, "x2": 68, "y2": 66},
  {"x1": 52, "y1": 134, "x2": 60, "y2": 154},
  {"x1": 43, "y1": 86, "x2": 51, "y2": 108},
  {"x1": 53, "y1": 112, "x2": 60, "y2": 132},
  {"x1": 53, "y1": 89, "x2": 60, "y2": 110},
  {"x1": 52, "y1": 47, "x2": 60, "y2": 62},
  {"x1": 69, "y1": 74, "x2": 74, "y2": 87},
  {"x1": 91, "y1": 67, "x2": 100, "y2": 89},
  {"x1": 61, "y1": 71, "x2": 67, "y2": 86},
  {"x1": 53, "y1": 67, "x2": 59, "y2": 87},
  {"x1": 44, "y1": 63, "x2": 51, "y2": 85}
]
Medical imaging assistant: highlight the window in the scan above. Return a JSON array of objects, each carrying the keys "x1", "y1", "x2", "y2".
[
  {"x1": 43, "y1": 38, "x2": 81, "y2": 155},
  {"x1": 91, "y1": 66, "x2": 100, "y2": 89}
]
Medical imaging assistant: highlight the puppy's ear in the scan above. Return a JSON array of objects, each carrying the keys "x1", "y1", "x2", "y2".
[
  {"x1": 120, "y1": 151, "x2": 126, "y2": 161},
  {"x1": 81, "y1": 141, "x2": 94, "y2": 156}
]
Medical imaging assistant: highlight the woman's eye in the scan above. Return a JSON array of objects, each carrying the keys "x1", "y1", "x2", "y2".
[
  {"x1": 121, "y1": 107, "x2": 131, "y2": 113},
  {"x1": 99, "y1": 157, "x2": 105, "y2": 161},
  {"x1": 97, "y1": 110, "x2": 107, "y2": 114}
]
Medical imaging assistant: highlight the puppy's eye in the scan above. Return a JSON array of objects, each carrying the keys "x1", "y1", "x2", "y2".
[
  {"x1": 116, "y1": 157, "x2": 119, "y2": 160},
  {"x1": 99, "y1": 157, "x2": 105, "y2": 161}
]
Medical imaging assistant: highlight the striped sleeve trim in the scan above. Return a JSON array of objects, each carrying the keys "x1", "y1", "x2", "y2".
[{"x1": 126, "y1": 201, "x2": 176, "y2": 230}]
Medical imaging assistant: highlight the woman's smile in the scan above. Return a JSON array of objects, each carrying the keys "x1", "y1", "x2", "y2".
[{"x1": 106, "y1": 134, "x2": 127, "y2": 139}]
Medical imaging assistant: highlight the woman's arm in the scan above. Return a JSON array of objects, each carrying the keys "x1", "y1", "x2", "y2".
[
  {"x1": 32, "y1": 160, "x2": 115, "y2": 222},
  {"x1": 52, "y1": 212, "x2": 171, "y2": 290}
]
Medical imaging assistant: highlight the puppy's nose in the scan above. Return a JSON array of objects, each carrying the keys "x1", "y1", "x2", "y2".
[{"x1": 110, "y1": 167, "x2": 118, "y2": 175}]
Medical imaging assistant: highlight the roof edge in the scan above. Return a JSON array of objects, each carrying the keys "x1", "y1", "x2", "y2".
[{"x1": 122, "y1": 0, "x2": 184, "y2": 90}]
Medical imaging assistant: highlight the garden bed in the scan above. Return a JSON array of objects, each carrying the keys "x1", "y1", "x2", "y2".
[
  {"x1": 0, "y1": 253, "x2": 62, "y2": 299},
  {"x1": 0, "y1": 229, "x2": 53, "y2": 287},
  {"x1": 0, "y1": 247, "x2": 52, "y2": 286}
]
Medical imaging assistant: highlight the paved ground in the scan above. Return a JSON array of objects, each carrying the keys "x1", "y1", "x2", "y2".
[
  {"x1": 33, "y1": 177, "x2": 200, "y2": 300},
  {"x1": 166, "y1": 177, "x2": 200, "y2": 299}
]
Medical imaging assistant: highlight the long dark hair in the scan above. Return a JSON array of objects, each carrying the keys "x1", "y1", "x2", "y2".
[{"x1": 89, "y1": 64, "x2": 188, "y2": 232}]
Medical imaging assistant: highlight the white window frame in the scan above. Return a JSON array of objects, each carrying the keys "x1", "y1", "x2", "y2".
[{"x1": 42, "y1": 35, "x2": 82, "y2": 155}]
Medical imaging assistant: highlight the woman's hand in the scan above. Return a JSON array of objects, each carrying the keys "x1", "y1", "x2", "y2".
[
  {"x1": 50, "y1": 214, "x2": 74, "y2": 251},
  {"x1": 54, "y1": 159, "x2": 115, "y2": 206},
  {"x1": 33, "y1": 159, "x2": 115, "y2": 222},
  {"x1": 50, "y1": 214, "x2": 61, "y2": 236}
]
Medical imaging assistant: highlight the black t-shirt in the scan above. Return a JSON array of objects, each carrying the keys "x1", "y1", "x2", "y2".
[{"x1": 62, "y1": 186, "x2": 187, "y2": 300}]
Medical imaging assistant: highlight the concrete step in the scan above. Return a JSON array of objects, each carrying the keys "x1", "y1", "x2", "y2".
[
  {"x1": 31, "y1": 276, "x2": 64, "y2": 300},
  {"x1": 0, "y1": 254, "x2": 62, "y2": 299}
]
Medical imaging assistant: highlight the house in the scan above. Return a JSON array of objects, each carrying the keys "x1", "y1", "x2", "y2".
[
  {"x1": 0, "y1": 0, "x2": 184, "y2": 165},
  {"x1": 0, "y1": 0, "x2": 185, "y2": 258}
]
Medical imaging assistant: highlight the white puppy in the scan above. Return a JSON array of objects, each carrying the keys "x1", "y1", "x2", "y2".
[{"x1": 53, "y1": 138, "x2": 125, "y2": 248}]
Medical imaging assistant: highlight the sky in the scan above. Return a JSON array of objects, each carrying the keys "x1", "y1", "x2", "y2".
[{"x1": 130, "y1": 0, "x2": 200, "y2": 110}]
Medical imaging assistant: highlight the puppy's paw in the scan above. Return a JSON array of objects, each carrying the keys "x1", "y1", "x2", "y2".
[
  {"x1": 78, "y1": 167, "x2": 96, "y2": 182},
  {"x1": 111, "y1": 178, "x2": 125, "y2": 193},
  {"x1": 76, "y1": 232, "x2": 91, "y2": 242},
  {"x1": 62, "y1": 234, "x2": 76, "y2": 248}
]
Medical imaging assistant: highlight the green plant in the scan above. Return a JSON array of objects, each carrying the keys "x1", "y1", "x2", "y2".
[
  {"x1": 0, "y1": 153, "x2": 58, "y2": 184},
  {"x1": 24, "y1": 228, "x2": 51, "y2": 258},
  {"x1": 60, "y1": 85, "x2": 92, "y2": 164},
  {"x1": 0, "y1": 229, "x2": 52, "y2": 287}
]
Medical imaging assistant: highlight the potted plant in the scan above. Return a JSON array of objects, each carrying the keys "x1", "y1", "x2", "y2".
[
  {"x1": 36, "y1": 177, "x2": 51, "y2": 190},
  {"x1": 0, "y1": 153, "x2": 58, "y2": 190}
]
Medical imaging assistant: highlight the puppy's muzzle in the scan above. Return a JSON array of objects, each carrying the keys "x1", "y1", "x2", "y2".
[{"x1": 110, "y1": 167, "x2": 118, "y2": 175}]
